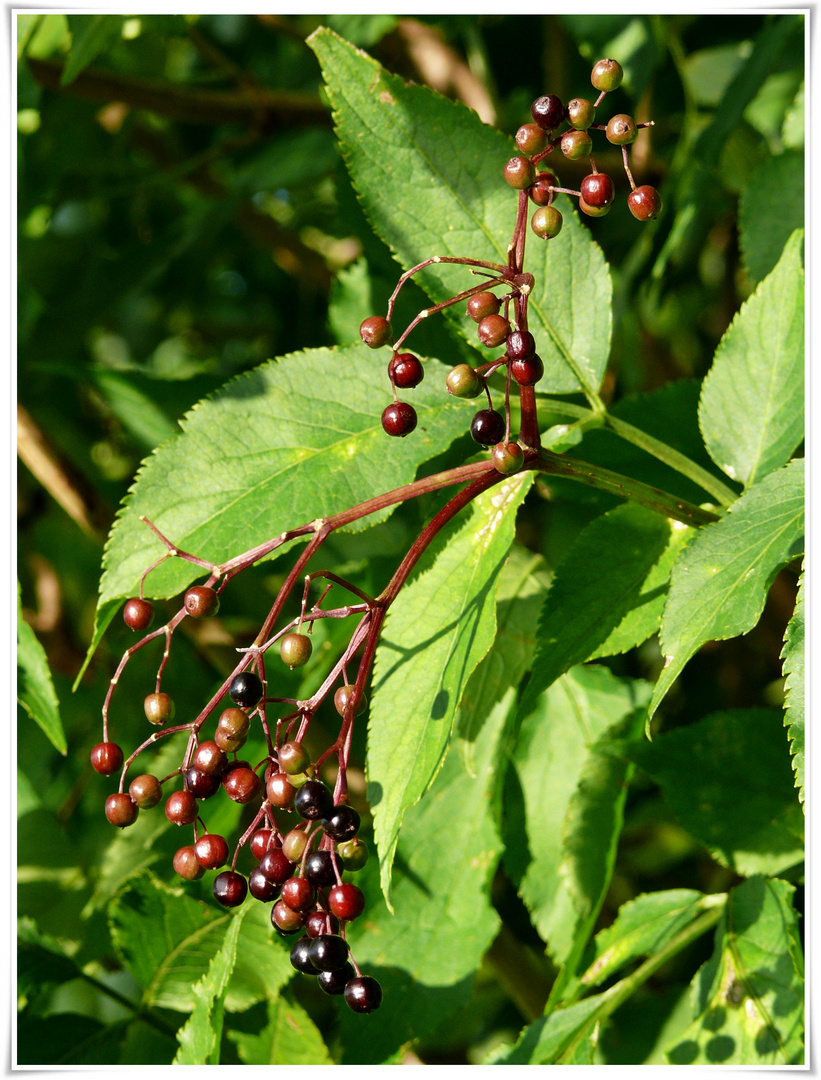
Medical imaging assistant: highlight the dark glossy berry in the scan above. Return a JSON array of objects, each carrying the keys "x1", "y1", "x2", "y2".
[
  {"x1": 304, "y1": 850, "x2": 337, "y2": 888},
  {"x1": 628, "y1": 185, "x2": 662, "y2": 221},
  {"x1": 192, "y1": 740, "x2": 228, "y2": 777},
  {"x1": 278, "y1": 741, "x2": 310, "y2": 775},
  {"x1": 250, "y1": 829, "x2": 275, "y2": 860},
  {"x1": 308, "y1": 934, "x2": 349, "y2": 972},
  {"x1": 591, "y1": 58, "x2": 623, "y2": 93},
  {"x1": 515, "y1": 123, "x2": 549, "y2": 155},
  {"x1": 184, "y1": 766, "x2": 221, "y2": 800},
  {"x1": 606, "y1": 114, "x2": 637, "y2": 145},
  {"x1": 266, "y1": 771, "x2": 296, "y2": 809},
  {"x1": 388, "y1": 352, "x2": 424, "y2": 389},
  {"x1": 295, "y1": 780, "x2": 334, "y2": 821},
  {"x1": 333, "y1": 685, "x2": 367, "y2": 717},
  {"x1": 492, "y1": 441, "x2": 525, "y2": 476},
  {"x1": 123, "y1": 597, "x2": 153, "y2": 631},
  {"x1": 282, "y1": 828, "x2": 309, "y2": 863},
  {"x1": 194, "y1": 833, "x2": 229, "y2": 869},
  {"x1": 280, "y1": 632, "x2": 312, "y2": 669},
  {"x1": 503, "y1": 155, "x2": 536, "y2": 190},
  {"x1": 530, "y1": 171, "x2": 558, "y2": 207},
  {"x1": 531, "y1": 206, "x2": 563, "y2": 240},
  {"x1": 213, "y1": 870, "x2": 247, "y2": 908},
  {"x1": 259, "y1": 847, "x2": 295, "y2": 884},
  {"x1": 173, "y1": 846, "x2": 204, "y2": 880},
  {"x1": 466, "y1": 291, "x2": 501, "y2": 322},
  {"x1": 272, "y1": 899, "x2": 307, "y2": 935},
  {"x1": 281, "y1": 876, "x2": 315, "y2": 912},
  {"x1": 184, "y1": 585, "x2": 220, "y2": 618},
  {"x1": 470, "y1": 409, "x2": 505, "y2": 447},
  {"x1": 477, "y1": 314, "x2": 511, "y2": 348},
  {"x1": 222, "y1": 765, "x2": 261, "y2": 804},
  {"x1": 105, "y1": 793, "x2": 138, "y2": 828},
  {"x1": 505, "y1": 330, "x2": 535, "y2": 361},
  {"x1": 229, "y1": 671, "x2": 263, "y2": 709},
  {"x1": 90, "y1": 742, "x2": 123, "y2": 776},
  {"x1": 560, "y1": 129, "x2": 592, "y2": 160},
  {"x1": 359, "y1": 316, "x2": 392, "y2": 349},
  {"x1": 165, "y1": 789, "x2": 198, "y2": 826},
  {"x1": 318, "y1": 962, "x2": 356, "y2": 995},
  {"x1": 328, "y1": 883, "x2": 366, "y2": 922},
  {"x1": 144, "y1": 692, "x2": 174, "y2": 726},
  {"x1": 337, "y1": 838, "x2": 370, "y2": 872},
  {"x1": 128, "y1": 773, "x2": 162, "y2": 809},
  {"x1": 511, "y1": 354, "x2": 545, "y2": 386},
  {"x1": 215, "y1": 707, "x2": 250, "y2": 753},
  {"x1": 445, "y1": 364, "x2": 482, "y2": 399},
  {"x1": 249, "y1": 867, "x2": 280, "y2": 902},
  {"x1": 580, "y1": 172, "x2": 615, "y2": 209},
  {"x1": 530, "y1": 94, "x2": 564, "y2": 131},
  {"x1": 290, "y1": 935, "x2": 319, "y2": 975},
  {"x1": 344, "y1": 975, "x2": 383, "y2": 1013},
  {"x1": 565, "y1": 98, "x2": 596, "y2": 130},
  {"x1": 306, "y1": 910, "x2": 340, "y2": 938},
  {"x1": 381, "y1": 401, "x2": 417, "y2": 437},
  {"x1": 323, "y1": 804, "x2": 361, "y2": 843}
]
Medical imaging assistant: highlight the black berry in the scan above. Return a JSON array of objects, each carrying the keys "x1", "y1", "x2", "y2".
[
  {"x1": 229, "y1": 671, "x2": 263, "y2": 709},
  {"x1": 304, "y1": 850, "x2": 337, "y2": 888},
  {"x1": 470, "y1": 409, "x2": 505, "y2": 446},
  {"x1": 530, "y1": 94, "x2": 564, "y2": 131},
  {"x1": 344, "y1": 975, "x2": 383, "y2": 1013},
  {"x1": 323, "y1": 804, "x2": 361, "y2": 842},
  {"x1": 381, "y1": 401, "x2": 417, "y2": 437},
  {"x1": 184, "y1": 766, "x2": 222, "y2": 800},
  {"x1": 308, "y1": 934, "x2": 350, "y2": 972},
  {"x1": 249, "y1": 867, "x2": 280, "y2": 902},
  {"x1": 295, "y1": 779, "x2": 334, "y2": 821},
  {"x1": 317, "y1": 962, "x2": 355, "y2": 995},
  {"x1": 290, "y1": 936, "x2": 319, "y2": 975},
  {"x1": 505, "y1": 330, "x2": 535, "y2": 361},
  {"x1": 213, "y1": 870, "x2": 247, "y2": 908}
]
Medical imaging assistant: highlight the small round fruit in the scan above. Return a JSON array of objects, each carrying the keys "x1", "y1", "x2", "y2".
[
  {"x1": 280, "y1": 632, "x2": 312, "y2": 670},
  {"x1": 306, "y1": 911, "x2": 340, "y2": 938},
  {"x1": 304, "y1": 850, "x2": 337, "y2": 888},
  {"x1": 344, "y1": 975, "x2": 383, "y2": 1013},
  {"x1": 565, "y1": 97, "x2": 596, "y2": 130},
  {"x1": 530, "y1": 171, "x2": 558, "y2": 207},
  {"x1": 309, "y1": 934, "x2": 349, "y2": 973},
  {"x1": 466, "y1": 291, "x2": 500, "y2": 322},
  {"x1": 128, "y1": 773, "x2": 163, "y2": 809},
  {"x1": 579, "y1": 197, "x2": 611, "y2": 218},
  {"x1": 318, "y1": 962, "x2": 355, "y2": 995},
  {"x1": 272, "y1": 900, "x2": 306, "y2": 935},
  {"x1": 184, "y1": 766, "x2": 221, "y2": 799},
  {"x1": 278, "y1": 741, "x2": 311, "y2": 775},
  {"x1": 322, "y1": 804, "x2": 361, "y2": 843},
  {"x1": 281, "y1": 828, "x2": 309, "y2": 863},
  {"x1": 144, "y1": 692, "x2": 175, "y2": 726},
  {"x1": 388, "y1": 352, "x2": 424, "y2": 389},
  {"x1": 165, "y1": 789, "x2": 198, "y2": 826},
  {"x1": 359, "y1": 316, "x2": 392, "y2": 348},
  {"x1": 229, "y1": 671, "x2": 263, "y2": 709},
  {"x1": 477, "y1": 314, "x2": 511, "y2": 348},
  {"x1": 194, "y1": 833, "x2": 230, "y2": 869},
  {"x1": 290, "y1": 935, "x2": 319, "y2": 975},
  {"x1": 222, "y1": 765, "x2": 261, "y2": 804},
  {"x1": 470, "y1": 409, "x2": 505, "y2": 447},
  {"x1": 249, "y1": 867, "x2": 280, "y2": 902},
  {"x1": 627, "y1": 185, "x2": 662, "y2": 221},
  {"x1": 123, "y1": 598, "x2": 153, "y2": 632},
  {"x1": 250, "y1": 829, "x2": 275, "y2": 860},
  {"x1": 328, "y1": 883, "x2": 366, "y2": 922},
  {"x1": 580, "y1": 172, "x2": 615, "y2": 209},
  {"x1": 213, "y1": 870, "x2": 247, "y2": 908},
  {"x1": 445, "y1": 364, "x2": 482, "y2": 399},
  {"x1": 381, "y1": 401, "x2": 417, "y2": 437},
  {"x1": 333, "y1": 685, "x2": 366, "y2": 717},
  {"x1": 192, "y1": 740, "x2": 227, "y2": 777},
  {"x1": 215, "y1": 707, "x2": 250, "y2": 753},
  {"x1": 173, "y1": 846, "x2": 204, "y2": 881},
  {"x1": 503, "y1": 155, "x2": 536, "y2": 190},
  {"x1": 531, "y1": 206, "x2": 563, "y2": 240},
  {"x1": 560, "y1": 129, "x2": 592, "y2": 160},
  {"x1": 266, "y1": 771, "x2": 296, "y2": 808},
  {"x1": 90, "y1": 742, "x2": 123, "y2": 776},
  {"x1": 505, "y1": 330, "x2": 535, "y2": 361},
  {"x1": 591, "y1": 58, "x2": 623, "y2": 93},
  {"x1": 492, "y1": 441, "x2": 525, "y2": 476},
  {"x1": 510, "y1": 354, "x2": 545, "y2": 386},
  {"x1": 605, "y1": 114, "x2": 638, "y2": 146},
  {"x1": 294, "y1": 780, "x2": 334, "y2": 821},
  {"x1": 515, "y1": 123, "x2": 548, "y2": 155},
  {"x1": 105, "y1": 793, "x2": 138, "y2": 828},
  {"x1": 530, "y1": 94, "x2": 564, "y2": 131},
  {"x1": 259, "y1": 847, "x2": 295, "y2": 884},
  {"x1": 337, "y1": 838, "x2": 369, "y2": 872},
  {"x1": 184, "y1": 585, "x2": 220, "y2": 619},
  {"x1": 281, "y1": 876, "x2": 315, "y2": 913}
]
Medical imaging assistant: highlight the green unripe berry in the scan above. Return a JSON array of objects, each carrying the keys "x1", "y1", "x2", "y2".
[
  {"x1": 144, "y1": 692, "x2": 175, "y2": 726},
  {"x1": 280, "y1": 632, "x2": 312, "y2": 669},
  {"x1": 491, "y1": 441, "x2": 525, "y2": 475},
  {"x1": 560, "y1": 130, "x2": 592, "y2": 160},
  {"x1": 337, "y1": 838, "x2": 369, "y2": 871},
  {"x1": 591, "y1": 58, "x2": 624, "y2": 93},
  {"x1": 334, "y1": 685, "x2": 367, "y2": 717},
  {"x1": 515, "y1": 123, "x2": 549, "y2": 155},
  {"x1": 531, "y1": 206, "x2": 563, "y2": 239},
  {"x1": 605, "y1": 114, "x2": 638, "y2": 146},
  {"x1": 503, "y1": 155, "x2": 536, "y2": 190},
  {"x1": 446, "y1": 364, "x2": 483, "y2": 398},
  {"x1": 565, "y1": 98, "x2": 596, "y2": 130},
  {"x1": 579, "y1": 197, "x2": 611, "y2": 218},
  {"x1": 278, "y1": 740, "x2": 311, "y2": 775}
]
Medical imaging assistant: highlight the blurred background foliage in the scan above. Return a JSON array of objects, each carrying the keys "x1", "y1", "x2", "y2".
[{"x1": 17, "y1": 12, "x2": 803, "y2": 1065}]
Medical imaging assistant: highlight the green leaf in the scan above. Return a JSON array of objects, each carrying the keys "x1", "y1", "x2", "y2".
[
  {"x1": 18, "y1": 918, "x2": 83, "y2": 1008},
  {"x1": 173, "y1": 905, "x2": 248, "y2": 1064},
  {"x1": 629, "y1": 710, "x2": 803, "y2": 876},
  {"x1": 17, "y1": 581, "x2": 66, "y2": 754},
  {"x1": 229, "y1": 989, "x2": 333, "y2": 1064},
  {"x1": 699, "y1": 230, "x2": 804, "y2": 487},
  {"x1": 648, "y1": 458, "x2": 804, "y2": 724},
  {"x1": 518, "y1": 504, "x2": 673, "y2": 719},
  {"x1": 739, "y1": 153, "x2": 804, "y2": 284},
  {"x1": 505, "y1": 666, "x2": 650, "y2": 970},
  {"x1": 665, "y1": 877, "x2": 803, "y2": 1065},
  {"x1": 491, "y1": 992, "x2": 606, "y2": 1064},
  {"x1": 308, "y1": 29, "x2": 611, "y2": 399},
  {"x1": 62, "y1": 15, "x2": 123, "y2": 86},
  {"x1": 781, "y1": 567, "x2": 804, "y2": 804},
  {"x1": 369, "y1": 472, "x2": 532, "y2": 904}
]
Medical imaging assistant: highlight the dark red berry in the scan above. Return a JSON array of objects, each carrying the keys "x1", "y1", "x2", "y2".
[
  {"x1": 515, "y1": 123, "x2": 548, "y2": 155},
  {"x1": 229, "y1": 671, "x2": 263, "y2": 709},
  {"x1": 627, "y1": 185, "x2": 662, "y2": 220},
  {"x1": 328, "y1": 883, "x2": 366, "y2": 922},
  {"x1": 266, "y1": 771, "x2": 296, "y2": 809},
  {"x1": 123, "y1": 598, "x2": 153, "y2": 631},
  {"x1": 128, "y1": 773, "x2": 163, "y2": 808},
  {"x1": 580, "y1": 172, "x2": 615, "y2": 209},
  {"x1": 290, "y1": 936, "x2": 319, "y2": 975},
  {"x1": 173, "y1": 846, "x2": 204, "y2": 881},
  {"x1": 359, "y1": 316, "x2": 391, "y2": 349},
  {"x1": 381, "y1": 401, "x2": 417, "y2": 437},
  {"x1": 184, "y1": 766, "x2": 222, "y2": 800},
  {"x1": 470, "y1": 409, "x2": 505, "y2": 446},
  {"x1": 105, "y1": 792, "x2": 138, "y2": 828},
  {"x1": 304, "y1": 850, "x2": 337, "y2": 888},
  {"x1": 213, "y1": 870, "x2": 247, "y2": 908},
  {"x1": 194, "y1": 833, "x2": 229, "y2": 869},
  {"x1": 306, "y1": 910, "x2": 340, "y2": 938},
  {"x1": 333, "y1": 685, "x2": 367, "y2": 717},
  {"x1": 503, "y1": 155, "x2": 536, "y2": 190},
  {"x1": 579, "y1": 197, "x2": 611, "y2": 219},
  {"x1": 531, "y1": 94, "x2": 564, "y2": 131},
  {"x1": 308, "y1": 934, "x2": 349, "y2": 972},
  {"x1": 250, "y1": 829, "x2": 275, "y2": 860},
  {"x1": 530, "y1": 171, "x2": 558, "y2": 207},
  {"x1": 249, "y1": 867, "x2": 280, "y2": 902},
  {"x1": 318, "y1": 962, "x2": 355, "y2": 995},
  {"x1": 505, "y1": 330, "x2": 535, "y2": 361},
  {"x1": 477, "y1": 314, "x2": 511, "y2": 348},
  {"x1": 388, "y1": 353, "x2": 424, "y2": 389},
  {"x1": 466, "y1": 291, "x2": 500, "y2": 322},
  {"x1": 281, "y1": 876, "x2": 315, "y2": 913},
  {"x1": 323, "y1": 804, "x2": 360, "y2": 842},
  {"x1": 510, "y1": 354, "x2": 545, "y2": 386},
  {"x1": 280, "y1": 632, "x2": 312, "y2": 669},
  {"x1": 259, "y1": 847, "x2": 294, "y2": 884},
  {"x1": 165, "y1": 789, "x2": 198, "y2": 826},
  {"x1": 144, "y1": 692, "x2": 174, "y2": 726},
  {"x1": 222, "y1": 764, "x2": 261, "y2": 804},
  {"x1": 184, "y1": 585, "x2": 220, "y2": 618},
  {"x1": 295, "y1": 780, "x2": 334, "y2": 821},
  {"x1": 344, "y1": 975, "x2": 383, "y2": 1013},
  {"x1": 90, "y1": 742, "x2": 123, "y2": 776},
  {"x1": 192, "y1": 740, "x2": 228, "y2": 777},
  {"x1": 492, "y1": 441, "x2": 525, "y2": 476},
  {"x1": 272, "y1": 899, "x2": 307, "y2": 935}
]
